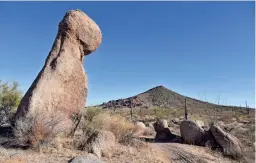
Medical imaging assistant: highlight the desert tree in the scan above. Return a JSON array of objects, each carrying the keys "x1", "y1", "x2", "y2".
[{"x1": 0, "y1": 80, "x2": 22, "y2": 125}]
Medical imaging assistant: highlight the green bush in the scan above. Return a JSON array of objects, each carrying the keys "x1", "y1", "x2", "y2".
[
  {"x1": 170, "y1": 109, "x2": 184, "y2": 118},
  {"x1": 77, "y1": 111, "x2": 134, "y2": 150},
  {"x1": 153, "y1": 107, "x2": 170, "y2": 118},
  {"x1": 0, "y1": 80, "x2": 22, "y2": 124},
  {"x1": 84, "y1": 107, "x2": 102, "y2": 122}
]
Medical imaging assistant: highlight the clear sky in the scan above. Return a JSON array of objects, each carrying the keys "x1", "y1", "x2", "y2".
[{"x1": 0, "y1": 2, "x2": 255, "y2": 107}]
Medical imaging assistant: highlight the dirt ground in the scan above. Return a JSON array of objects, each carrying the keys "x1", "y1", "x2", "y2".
[{"x1": 0, "y1": 141, "x2": 243, "y2": 163}]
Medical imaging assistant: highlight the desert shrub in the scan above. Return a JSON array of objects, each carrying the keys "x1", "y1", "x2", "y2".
[
  {"x1": 0, "y1": 81, "x2": 22, "y2": 125},
  {"x1": 13, "y1": 111, "x2": 70, "y2": 148},
  {"x1": 190, "y1": 114, "x2": 204, "y2": 121},
  {"x1": 84, "y1": 107, "x2": 102, "y2": 122},
  {"x1": 80, "y1": 119, "x2": 98, "y2": 140},
  {"x1": 153, "y1": 107, "x2": 170, "y2": 118},
  {"x1": 78, "y1": 112, "x2": 134, "y2": 148},
  {"x1": 238, "y1": 115, "x2": 249, "y2": 119},
  {"x1": 118, "y1": 132, "x2": 135, "y2": 146},
  {"x1": 169, "y1": 108, "x2": 184, "y2": 118},
  {"x1": 217, "y1": 111, "x2": 237, "y2": 123},
  {"x1": 77, "y1": 107, "x2": 103, "y2": 141},
  {"x1": 92, "y1": 112, "x2": 134, "y2": 141}
]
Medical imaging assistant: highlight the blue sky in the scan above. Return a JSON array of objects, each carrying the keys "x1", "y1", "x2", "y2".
[{"x1": 0, "y1": 2, "x2": 255, "y2": 107}]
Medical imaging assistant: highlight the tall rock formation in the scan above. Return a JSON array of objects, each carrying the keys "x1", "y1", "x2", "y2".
[{"x1": 14, "y1": 10, "x2": 102, "y2": 134}]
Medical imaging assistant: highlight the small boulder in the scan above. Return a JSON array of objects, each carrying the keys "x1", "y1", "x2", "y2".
[
  {"x1": 86, "y1": 130, "x2": 116, "y2": 158},
  {"x1": 142, "y1": 127, "x2": 155, "y2": 136},
  {"x1": 153, "y1": 119, "x2": 180, "y2": 142},
  {"x1": 68, "y1": 154, "x2": 105, "y2": 163},
  {"x1": 153, "y1": 119, "x2": 168, "y2": 133},
  {"x1": 134, "y1": 122, "x2": 146, "y2": 128},
  {"x1": 133, "y1": 121, "x2": 146, "y2": 137},
  {"x1": 210, "y1": 123, "x2": 243, "y2": 159},
  {"x1": 194, "y1": 120, "x2": 204, "y2": 128},
  {"x1": 180, "y1": 120, "x2": 205, "y2": 146},
  {"x1": 155, "y1": 128, "x2": 181, "y2": 142}
]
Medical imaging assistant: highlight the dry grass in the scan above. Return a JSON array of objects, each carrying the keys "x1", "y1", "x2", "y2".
[
  {"x1": 83, "y1": 107, "x2": 102, "y2": 122},
  {"x1": 91, "y1": 112, "x2": 134, "y2": 142},
  {"x1": 101, "y1": 143, "x2": 169, "y2": 163},
  {"x1": 76, "y1": 111, "x2": 135, "y2": 151},
  {"x1": 13, "y1": 111, "x2": 70, "y2": 148}
]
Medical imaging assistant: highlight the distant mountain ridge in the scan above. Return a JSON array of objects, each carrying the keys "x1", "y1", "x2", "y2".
[{"x1": 98, "y1": 85, "x2": 246, "y2": 110}]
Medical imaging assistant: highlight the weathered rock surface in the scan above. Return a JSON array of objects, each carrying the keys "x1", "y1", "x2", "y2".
[
  {"x1": 210, "y1": 123, "x2": 243, "y2": 159},
  {"x1": 134, "y1": 121, "x2": 146, "y2": 129},
  {"x1": 194, "y1": 120, "x2": 205, "y2": 128},
  {"x1": 153, "y1": 119, "x2": 180, "y2": 142},
  {"x1": 153, "y1": 119, "x2": 168, "y2": 133},
  {"x1": 155, "y1": 128, "x2": 182, "y2": 143},
  {"x1": 14, "y1": 9, "x2": 102, "y2": 132},
  {"x1": 180, "y1": 120, "x2": 205, "y2": 146},
  {"x1": 203, "y1": 130, "x2": 218, "y2": 149},
  {"x1": 133, "y1": 122, "x2": 146, "y2": 137},
  {"x1": 171, "y1": 118, "x2": 182, "y2": 125},
  {"x1": 68, "y1": 154, "x2": 105, "y2": 163},
  {"x1": 86, "y1": 130, "x2": 116, "y2": 158},
  {"x1": 142, "y1": 126, "x2": 156, "y2": 136}
]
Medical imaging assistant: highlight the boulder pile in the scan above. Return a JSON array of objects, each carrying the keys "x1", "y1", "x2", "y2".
[
  {"x1": 180, "y1": 120, "x2": 205, "y2": 146},
  {"x1": 151, "y1": 118, "x2": 243, "y2": 159},
  {"x1": 179, "y1": 120, "x2": 243, "y2": 159},
  {"x1": 210, "y1": 123, "x2": 243, "y2": 159}
]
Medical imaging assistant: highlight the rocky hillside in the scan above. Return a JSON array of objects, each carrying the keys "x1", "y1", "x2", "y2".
[{"x1": 99, "y1": 86, "x2": 246, "y2": 111}]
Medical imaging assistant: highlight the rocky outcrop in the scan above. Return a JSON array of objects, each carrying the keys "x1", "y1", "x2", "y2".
[
  {"x1": 14, "y1": 10, "x2": 102, "y2": 134},
  {"x1": 210, "y1": 123, "x2": 243, "y2": 159},
  {"x1": 180, "y1": 120, "x2": 205, "y2": 146},
  {"x1": 100, "y1": 97, "x2": 144, "y2": 109}
]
